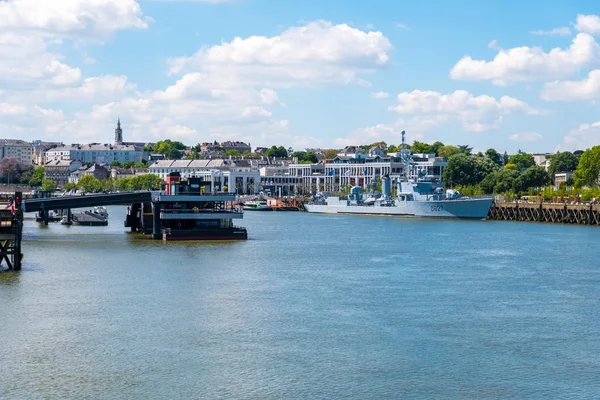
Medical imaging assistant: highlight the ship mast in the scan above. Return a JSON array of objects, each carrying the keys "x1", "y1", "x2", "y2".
[{"x1": 399, "y1": 130, "x2": 412, "y2": 181}]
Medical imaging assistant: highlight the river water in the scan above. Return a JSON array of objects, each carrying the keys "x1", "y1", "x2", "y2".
[{"x1": 1, "y1": 207, "x2": 599, "y2": 399}]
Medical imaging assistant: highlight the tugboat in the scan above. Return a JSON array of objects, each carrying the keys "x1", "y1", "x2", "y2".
[{"x1": 151, "y1": 172, "x2": 248, "y2": 241}]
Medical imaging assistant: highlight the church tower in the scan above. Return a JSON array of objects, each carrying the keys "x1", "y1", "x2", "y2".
[{"x1": 115, "y1": 117, "x2": 123, "y2": 146}]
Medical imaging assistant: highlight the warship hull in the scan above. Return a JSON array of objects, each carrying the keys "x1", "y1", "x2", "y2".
[{"x1": 304, "y1": 197, "x2": 493, "y2": 219}]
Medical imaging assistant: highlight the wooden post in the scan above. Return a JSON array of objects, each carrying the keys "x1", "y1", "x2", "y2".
[{"x1": 152, "y1": 202, "x2": 161, "y2": 240}]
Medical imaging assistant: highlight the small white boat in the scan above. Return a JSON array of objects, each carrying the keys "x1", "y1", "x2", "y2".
[{"x1": 242, "y1": 201, "x2": 272, "y2": 211}]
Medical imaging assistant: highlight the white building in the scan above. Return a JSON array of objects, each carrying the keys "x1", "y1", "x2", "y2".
[
  {"x1": 149, "y1": 159, "x2": 261, "y2": 194},
  {"x1": 288, "y1": 153, "x2": 447, "y2": 194},
  {"x1": 0, "y1": 139, "x2": 34, "y2": 165},
  {"x1": 45, "y1": 143, "x2": 144, "y2": 165}
]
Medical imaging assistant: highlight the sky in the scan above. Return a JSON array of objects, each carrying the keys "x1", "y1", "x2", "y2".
[{"x1": 2, "y1": 0, "x2": 600, "y2": 154}]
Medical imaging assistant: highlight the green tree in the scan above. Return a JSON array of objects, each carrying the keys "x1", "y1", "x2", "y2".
[
  {"x1": 265, "y1": 145, "x2": 288, "y2": 158},
  {"x1": 102, "y1": 177, "x2": 116, "y2": 191},
  {"x1": 291, "y1": 151, "x2": 318, "y2": 163},
  {"x1": 430, "y1": 141, "x2": 444, "y2": 156},
  {"x1": 494, "y1": 169, "x2": 521, "y2": 193},
  {"x1": 154, "y1": 139, "x2": 186, "y2": 159},
  {"x1": 41, "y1": 179, "x2": 57, "y2": 192},
  {"x1": 458, "y1": 144, "x2": 473, "y2": 155},
  {"x1": 485, "y1": 148, "x2": 503, "y2": 167},
  {"x1": 324, "y1": 149, "x2": 340, "y2": 159},
  {"x1": 410, "y1": 141, "x2": 432, "y2": 154},
  {"x1": 115, "y1": 177, "x2": 132, "y2": 191},
  {"x1": 502, "y1": 151, "x2": 509, "y2": 165},
  {"x1": 223, "y1": 150, "x2": 241, "y2": 157},
  {"x1": 437, "y1": 145, "x2": 462, "y2": 159},
  {"x1": 29, "y1": 166, "x2": 45, "y2": 187},
  {"x1": 110, "y1": 161, "x2": 122, "y2": 167},
  {"x1": 474, "y1": 156, "x2": 500, "y2": 181},
  {"x1": 480, "y1": 172, "x2": 497, "y2": 194},
  {"x1": 443, "y1": 154, "x2": 478, "y2": 186},
  {"x1": 574, "y1": 146, "x2": 600, "y2": 187},
  {"x1": 508, "y1": 153, "x2": 535, "y2": 171},
  {"x1": 387, "y1": 145, "x2": 398, "y2": 153},
  {"x1": 123, "y1": 161, "x2": 135, "y2": 169},
  {"x1": 134, "y1": 161, "x2": 147, "y2": 168},
  {"x1": 64, "y1": 182, "x2": 76, "y2": 191},
  {"x1": 547, "y1": 151, "x2": 579, "y2": 181},
  {"x1": 0, "y1": 157, "x2": 30, "y2": 184},
  {"x1": 77, "y1": 175, "x2": 103, "y2": 192},
  {"x1": 514, "y1": 166, "x2": 551, "y2": 192}
]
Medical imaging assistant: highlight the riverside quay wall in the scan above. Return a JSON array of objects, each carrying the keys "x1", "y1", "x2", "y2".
[{"x1": 488, "y1": 201, "x2": 600, "y2": 226}]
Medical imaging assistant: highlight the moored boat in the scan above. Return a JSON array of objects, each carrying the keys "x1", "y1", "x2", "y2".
[
  {"x1": 242, "y1": 200, "x2": 272, "y2": 211},
  {"x1": 304, "y1": 131, "x2": 493, "y2": 219}
]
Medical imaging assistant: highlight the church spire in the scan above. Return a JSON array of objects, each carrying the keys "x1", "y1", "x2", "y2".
[{"x1": 114, "y1": 116, "x2": 123, "y2": 146}]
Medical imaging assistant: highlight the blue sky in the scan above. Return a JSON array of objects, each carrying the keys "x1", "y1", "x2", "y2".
[{"x1": 2, "y1": 0, "x2": 600, "y2": 154}]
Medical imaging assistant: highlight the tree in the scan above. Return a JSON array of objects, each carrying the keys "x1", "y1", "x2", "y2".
[
  {"x1": 291, "y1": 151, "x2": 318, "y2": 163},
  {"x1": 508, "y1": 153, "x2": 535, "y2": 171},
  {"x1": 514, "y1": 166, "x2": 551, "y2": 192},
  {"x1": 123, "y1": 161, "x2": 135, "y2": 169},
  {"x1": 458, "y1": 144, "x2": 473, "y2": 155},
  {"x1": 77, "y1": 175, "x2": 103, "y2": 192},
  {"x1": 154, "y1": 139, "x2": 186, "y2": 159},
  {"x1": 29, "y1": 166, "x2": 45, "y2": 187},
  {"x1": 223, "y1": 150, "x2": 241, "y2": 157},
  {"x1": 574, "y1": 146, "x2": 600, "y2": 187},
  {"x1": 474, "y1": 156, "x2": 500, "y2": 181},
  {"x1": 430, "y1": 141, "x2": 444, "y2": 156},
  {"x1": 64, "y1": 182, "x2": 76, "y2": 191},
  {"x1": 410, "y1": 141, "x2": 432, "y2": 154},
  {"x1": 442, "y1": 154, "x2": 478, "y2": 186},
  {"x1": 0, "y1": 157, "x2": 28, "y2": 184},
  {"x1": 437, "y1": 145, "x2": 462, "y2": 159},
  {"x1": 387, "y1": 145, "x2": 398, "y2": 153},
  {"x1": 324, "y1": 149, "x2": 340, "y2": 159},
  {"x1": 110, "y1": 161, "x2": 122, "y2": 167},
  {"x1": 265, "y1": 145, "x2": 288, "y2": 158},
  {"x1": 494, "y1": 169, "x2": 521, "y2": 193},
  {"x1": 41, "y1": 179, "x2": 57, "y2": 192},
  {"x1": 503, "y1": 151, "x2": 509, "y2": 166},
  {"x1": 480, "y1": 172, "x2": 497, "y2": 194},
  {"x1": 548, "y1": 151, "x2": 579, "y2": 181},
  {"x1": 485, "y1": 148, "x2": 503, "y2": 168}
]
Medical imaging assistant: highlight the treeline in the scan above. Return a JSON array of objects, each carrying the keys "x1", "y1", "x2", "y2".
[
  {"x1": 443, "y1": 149, "x2": 587, "y2": 195},
  {"x1": 64, "y1": 174, "x2": 163, "y2": 192}
]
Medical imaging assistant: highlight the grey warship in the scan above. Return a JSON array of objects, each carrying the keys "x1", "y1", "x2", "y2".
[{"x1": 304, "y1": 132, "x2": 493, "y2": 219}]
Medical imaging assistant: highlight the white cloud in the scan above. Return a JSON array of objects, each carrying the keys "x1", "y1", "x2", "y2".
[
  {"x1": 574, "y1": 14, "x2": 600, "y2": 35},
  {"x1": 259, "y1": 88, "x2": 280, "y2": 105},
  {"x1": 530, "y1": 27, "x2": 571, "y2": 36},
  {"x1": 371, "y1": 91, "x2": 389, "y2": 99},
  {"x1": 0, "y1": 0, "x2": 148, "y2": 40},
  {"x1": 541, "y1": 69, "x2": 600, "y2": 101},
  {"x1": 488, "y1": 40, "x2": 499, "y2": 49},
  {"x1": 562, "y1": 121, "x2": 600, "y2": 150},
  {"x1": 167, "y1": 20, "x2": 392, "y2": 87},
  {"x1": 509, "y1": 132, "x2": 544, "y2": 142},
  {"x1": 388, "y1": 90, "x2": 542, "y2": 132},
  {"x1": 395, "y1": 23, "x2": 411, "y2": 30},
  {"x1": 450, "y1": 33, "x2": 600, "y2": 85}
]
